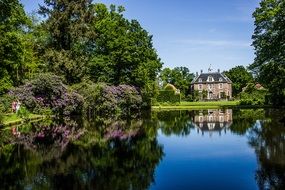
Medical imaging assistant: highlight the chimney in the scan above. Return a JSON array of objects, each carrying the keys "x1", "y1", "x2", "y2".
[
  {"x1": 196, "y1": 72, "x2": 198, "y2": 76},
  {"x1": 200, "y1": 69, "x2": 203, "y2": 74},
  {"x1": 218, "y1": 69, "x2": 220, "y2": 73}
]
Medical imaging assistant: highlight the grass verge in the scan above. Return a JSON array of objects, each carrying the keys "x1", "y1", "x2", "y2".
[
  {"x1": 152, "y1": 101, "x2": 240, "y2": 110},
  {"x1": 2, "y1": 113, "x2": 45, "y2": 126}
]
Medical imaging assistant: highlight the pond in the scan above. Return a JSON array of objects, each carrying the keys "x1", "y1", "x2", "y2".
[{"x1": 0, "y1": 108, "x2": 284, "y2": 190}]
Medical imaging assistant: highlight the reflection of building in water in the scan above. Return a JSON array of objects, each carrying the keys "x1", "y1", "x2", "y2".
[{"x1": 193, "y1": 109, "x2": 232, "y2": 136}]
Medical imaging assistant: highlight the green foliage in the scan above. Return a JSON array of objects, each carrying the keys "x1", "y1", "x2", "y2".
[
  {"x1": 164, "y1": 83, "x2": 177, "y2": 91},
  {"x1": 0, "y1": 0, "x2": 37, "y2": 94},
  {"x1": 239, "y1": 89, "x2": 268, "y2": 105},
  {"x1": 157, "y1": 90, "x2": 181, "y2": 103},
  {"x1": 10, "y1": 73, "x2": 84, "y2": 116},
  {"x1": 0, "y1": 95, "x2": 14, "y2": 113},
  {"x1": 250, "y1": 0, "x2": 285, "y2": 105},
  {"x1": 202, "y1": 90, "x2": 208, "y2": 100},
  {"x1": 0, "y1": 0, "x2": 162, "y2": 117},
  {"x1": 0, "y1": 104, "x2": 3, "y2": 125},
  {"x1": 224, "y1": 66, "x2": 253, "y2": 97},
  {"x1": 141, "y1": 81, "x2": 159, "y2": 108},
  {"x1": 220, "y1": 92, "x2": 226, "y2": 99},
  {"x1": 16, "y1": 106, "x2": 29, "y2": 120},
  {"x1": 88, "y1": 4, "x2": 162, "y2": 88},
  {"x1": 160, "y1": 67, "x2": 194, "y2": 97},
  {"x1": 73, "y1": 81, "x2": 143, "y2": 119},
  {"x1": 38, "y1": 0, "x2": 96, "y2": 84},
  {"x1": 192, "y1": 90, "x2": 200, "y2": 102}
]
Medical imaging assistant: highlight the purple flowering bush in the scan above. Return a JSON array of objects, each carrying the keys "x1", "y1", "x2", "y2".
[
  {"x1": 10, "y1": 73, "x2": 83, "y2": 116},
  {"x1": 98, "y1": 85, "x2": 143, "y2": 118}
]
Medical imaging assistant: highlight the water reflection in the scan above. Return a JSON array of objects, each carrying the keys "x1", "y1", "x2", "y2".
[
  {"x1": 0, "y1": 119, "x2": 164, "y2": 190},
  {"x1": 192, "y1": 109, "x2": 232, "y2": 136},
  {"x1": 0, "y1": 108, "x2": 284, "y2": 189},
  {"x1": 247, "y1": 111, "x2": 285, "y2": 189}
]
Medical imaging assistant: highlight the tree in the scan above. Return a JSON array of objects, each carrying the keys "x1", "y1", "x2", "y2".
[
  {"x1": 88, "y1": 4, "x2": 162, "y2": 89},
  {"x1": 224, "y1": 66, "x2": 253, "y2": 97},
  {"x1": 0, "y1": 0, "x2": 36, "y2": 94},
  {"x1": 38, "y1": 0, "x2": 96, "y2": 84},
  {"x1": 160, "y1": 67, "x2": 194, "y2": 96},
  {"x1": 250, "y1": 0, "x2": 285, "y2": 105}
]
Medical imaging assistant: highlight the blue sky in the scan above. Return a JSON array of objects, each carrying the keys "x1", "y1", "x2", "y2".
[{"x1": 20, "y1": 0, "x2": 261, "y2": 72}]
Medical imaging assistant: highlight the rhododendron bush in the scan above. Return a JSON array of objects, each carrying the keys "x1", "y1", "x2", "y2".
[
  {"x1": 73, "y1": 82, "x2": 143, "y2": 118},
  {"x1": 10, "y1": 74, "x2": 83, "y2": 116}
]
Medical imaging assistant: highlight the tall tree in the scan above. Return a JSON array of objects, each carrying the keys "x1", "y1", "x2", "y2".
[
  {"x1": 250, "y1": 0, "x2": 285, "y2": 105},
  {"x1": 224, "y1": 66, "x2": 253, "y2": 97},
  {"x1": 38, "y1": 0, "x2": 96, "y2": 84},
  {"x1": 88, "y1": 4, "x2": 162, "y2": 88},
  {"x1": 160, "y1": 67, "x2": 194, "y2": 96},
  {"x1": 0, "y1": 0, "x2": 36, "y2": 94}
]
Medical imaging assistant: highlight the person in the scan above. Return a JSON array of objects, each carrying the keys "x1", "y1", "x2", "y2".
[
  {"x1": 15, "y1": 100, "x2": 21, "y2": 113},
  {"x1": 12, "y1": 126, "x2": 20, "y2": 137},
  {"x1": 12, "y1": 101, "x2": 17, "y2": 113}
]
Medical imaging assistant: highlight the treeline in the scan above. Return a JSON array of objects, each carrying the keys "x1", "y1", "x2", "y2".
[
  {"x1": 158, "y1": 65, "x2": 259, "y2": 103},
  {"x1": 0, "y1": 0, "x2": 162, "y2": 117},
  {"x1": 158, "y1": 0, "x2": 285, "y2": 106}
]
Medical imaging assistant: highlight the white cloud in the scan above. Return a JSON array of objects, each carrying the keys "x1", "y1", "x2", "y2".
[{"x1": 173, "y1": 39, "x2": 252, "y2": 48}]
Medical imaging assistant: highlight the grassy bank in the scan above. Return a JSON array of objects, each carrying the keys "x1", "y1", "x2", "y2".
[
  {"x1": 2, "y1": 114, "x2": 45, "y2": 126},
  {"x1": 152, "y1": 101, "x2": 240, "y2": 110}
]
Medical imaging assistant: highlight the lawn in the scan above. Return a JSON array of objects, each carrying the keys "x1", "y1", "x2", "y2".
[
  {"x1": 180, "y1": 101, "x2": 239, "y2": 106},
  {"x1": 152, "y1": 100, "x2": 240, "y2": 110},
  {"x1": 2, "y1": 113, "x2": 44, "y2": 126}
]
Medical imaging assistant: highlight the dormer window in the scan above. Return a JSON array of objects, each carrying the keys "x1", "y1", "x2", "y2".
[
  {"x1": 198, "y1": 78, "x2": 202, "y2": 82},
  {"x1": 208, "y1": 76, "x2": 214, "y2": 82},
  {"x1": 219, "y1": 77, "x2": 223, "y2": 82}
]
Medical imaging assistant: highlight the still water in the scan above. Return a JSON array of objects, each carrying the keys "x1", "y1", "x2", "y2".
[{"x1": 0, "y1": 108, "x2": 284, "y2": 190}]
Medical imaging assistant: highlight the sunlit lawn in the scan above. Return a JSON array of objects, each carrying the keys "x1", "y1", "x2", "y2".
[
  {"x1": 180, "y1": 101, "x2": 239, "y2": 106},
  {"x1": 152, "y1": 100, "x2": 240, "y2": 110},
  {"x1": 2, "y1": 113, "x2": 43, "y2": 125}
]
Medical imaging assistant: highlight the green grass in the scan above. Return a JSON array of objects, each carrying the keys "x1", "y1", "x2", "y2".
[
  {"x1": 180, "y1": 101, "x2": 239, "y2": 106},
  {"x1": 2, "y1": 113, "x2": 44, "y2": 126},
  {"x1": 152, "y1": 100, "x2": 240, "y2": 110}
]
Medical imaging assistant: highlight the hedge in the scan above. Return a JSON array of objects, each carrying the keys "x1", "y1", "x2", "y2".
[{"x1": 157, "y1": 90, "x2": 181, "y2": 103}]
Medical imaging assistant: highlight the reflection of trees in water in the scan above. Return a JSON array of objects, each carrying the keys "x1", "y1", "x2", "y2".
[
  {"x1": 230, "y1": 109, "x2": 266, "y2": 135},
  {"x1": 152, "y1": 111, "x2": 194, "y2": 136},
  {"x1": 246, "y1": 109, "x2": 285, "y2": 190},
  {"x1": 0, "y1": 119, "x2": 164, "y2": 190}
]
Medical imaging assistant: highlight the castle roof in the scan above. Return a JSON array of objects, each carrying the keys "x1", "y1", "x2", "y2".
[{"x1": 191, "y1": 72, "x2": 232, "y2": 84}]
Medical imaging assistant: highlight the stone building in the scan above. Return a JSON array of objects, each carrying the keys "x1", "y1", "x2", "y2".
[{"x1": 191, "y1": 69, "x2": 232, "y2": 100}]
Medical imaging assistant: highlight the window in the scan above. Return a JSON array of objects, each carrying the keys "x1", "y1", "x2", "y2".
[
  {"x1": 198, "y1": 78, "x2": 202, "y2": 82},
  {"x1": 208, "y1": 84, "x2": 213, "y2": 90},
  {"x1": 219, "y1": 77, "x2": 223, "y2": 82},
  {"x1": 209, "y1": 116, "x2": 213, "y2": 122},
  {"x1": 199, "y1": 84, "x2": 202, "y2": 90},
  {"x1": 219, "y1": 83, "x2": 223, "y2": 89},
  {"x1": 208, "y1": 76, "x2": 214, "y2": 82},
  {"x1": 219, "y1": 116, "x2": 224, "y2": 122}
]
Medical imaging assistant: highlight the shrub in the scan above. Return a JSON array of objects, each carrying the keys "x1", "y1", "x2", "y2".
[
  {"x1": 17, "y1": 106, "x2": 30, "y2": 121},
  {"x1": 73, "y1": 82, "x2": 143, "y2": 119},
  {"x1": 164, "y1": 83, "x2": 177, "y2": 91},
  {"x1": 157, "y1": 90, "x2": 181, "y2": 103},
  {"x1": 10, "y1": 73, "x2": 84, "y2": 116},
  {"x1": 0, "y1": 107, "x2": 3, "y2": 125},
  {"x1": 0, "y1": 95, "x2": 14, "y2": 113},
  {"x1": 239, "y1": 89, "x2": 267, "y2": 105}
]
